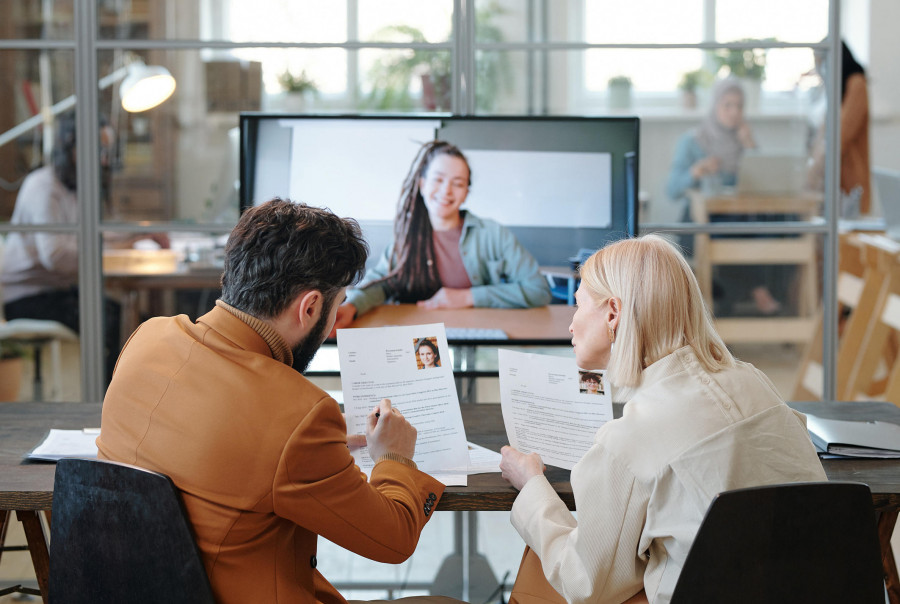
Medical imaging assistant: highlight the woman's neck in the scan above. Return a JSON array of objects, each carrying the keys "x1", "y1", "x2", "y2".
[{"x1": 430, "y1": 211, "x2": 463, "y2": 231}]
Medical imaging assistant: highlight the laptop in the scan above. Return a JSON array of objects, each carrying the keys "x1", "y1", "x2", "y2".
[
  {"x1": 736, "y1": 154, "x2": 808, "y2": 195},
  {"x1": 874, "y1": 167, "x2": 900, "y2": 240}
]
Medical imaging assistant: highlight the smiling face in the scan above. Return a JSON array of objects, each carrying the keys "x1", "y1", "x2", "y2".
[
  {"x1": 418, "y1": 344, "x2": 436, "y2": 368},
  {"x1": 585, "y1": 379, "x2": 599, "y2": 393},
  {"x1": 419, "y1": 153, "x2": 470, "y2": 230},
  {"x1": 569, "y1": 284, "x2": 615, "y2": 370}
]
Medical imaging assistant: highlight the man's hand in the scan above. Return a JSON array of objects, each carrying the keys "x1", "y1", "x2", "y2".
[
  {"x1": 366, "y1": 399, "x2": 416, "y2": 461},
  {"x1": 500, "y1": 445, "x2": 546, "y2": 491},
  {"x1": 329, "y1": 303, "x2": 357, "y2": 338},
  {"x1": 417, "y1": 287, "x2": 474, "y2": 310}
]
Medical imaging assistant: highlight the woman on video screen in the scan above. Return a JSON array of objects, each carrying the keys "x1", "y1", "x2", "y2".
[{"x1": 331, "y1": 140, "x2": 551, "y2": 332}]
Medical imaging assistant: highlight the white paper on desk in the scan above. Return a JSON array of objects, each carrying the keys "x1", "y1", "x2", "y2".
[
  {"x1": 498, "y1": 349, "x2": 613, "y2": 470},
  {"x1": 466, "y1": 441, "x2": 502, "y2": 475},
  {"x1": 337, "y1": 323, "x2": 470, "y2": 485},
  {"x1": 26, "y1": 429, "x2": 99, "y2": 462}
]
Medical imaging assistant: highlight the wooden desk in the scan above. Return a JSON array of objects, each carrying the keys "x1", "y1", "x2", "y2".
[
  {"x1": 0, "y1": 402, "x2": 99, "y2": 597},
  {"x1": 350, "y1": 304, "x2": 574, "y2": 346},
  {"x1": 348, "y1": 304, "x2": 575, "y2": 401},
  {"x1": 7, "y1": 401, "x2": 900, "y2": 600},
  {"x1": 687, "y1": 189, "x2": 823, "y2": 344},
  {"x1": 104, "y1": 267, "x2": 223, "y2": 344}
]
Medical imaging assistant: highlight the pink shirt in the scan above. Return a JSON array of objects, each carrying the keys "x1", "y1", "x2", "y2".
[{"x1": 432, "y1": 227, "x2": 471, "y2": 289}]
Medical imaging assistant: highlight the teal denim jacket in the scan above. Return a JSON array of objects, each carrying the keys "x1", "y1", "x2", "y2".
[{"x1": 347, "y1": 211, "x2": 552, "y2": 316}]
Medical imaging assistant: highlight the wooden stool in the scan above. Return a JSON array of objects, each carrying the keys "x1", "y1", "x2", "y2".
[{"x1": 688, "y1": 190, "x2": 822, "y2": 344}]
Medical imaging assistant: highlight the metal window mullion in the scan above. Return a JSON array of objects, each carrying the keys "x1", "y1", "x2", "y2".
[
  {"x1": 74, "y1": 0, "x2": 104, "y2": 402},
  {"x1": 465, "y1": 0, "x2": 477, "y2": 115},
  {"x1": 475, "y1": 40, "x2": 829, "y2": 51},
  {"x1": 452, "y1": 0, "x2": 474, "y2": 115},
  {"x1": 93, "y1": 39, "x2": 452, "y2": 50},
  {"x1": 640, "y1": 223, "x2": 830, "y2": 236},
  {"x1": 821, "y1": 1, "x2": 841, "y2": 402},
  {"x1": 525, "y1": 0, "x2": 535, "y2": 115},
  {"x1": 347, "y1": 0, "x2": 359, "y2": 108},
  {"x1": 540, "y1": 0, "x2": 549, "y2": 115}
]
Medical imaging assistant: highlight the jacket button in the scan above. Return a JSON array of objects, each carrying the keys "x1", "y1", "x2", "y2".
[
  {"x1": 428, "y1": 492, "x2": 437, "y2": 500},
  {"x1": 310, "y1": 555, "x2": 317, "y2": 568}
]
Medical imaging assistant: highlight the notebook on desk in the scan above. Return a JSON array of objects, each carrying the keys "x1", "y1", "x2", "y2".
[
  {"x1": 805, "y1": 412, "x2": 900, "y2": 458},
  {"x1": 874, "y1": 167, "x2": 900, "y2": 240},
  {"x1": 445, "y1": 327, "x2": 508, "y2": 341},
  {"x1": 736, "y1": 154, "x2": 808, "y2": 196}
]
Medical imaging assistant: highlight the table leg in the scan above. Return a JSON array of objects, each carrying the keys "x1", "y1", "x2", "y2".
[
  {"x1": 452, "y1": 345, "x2": 478, "y2": 404},
  {"x1": 0, "y1": 510, "x2": 9, "y2": 567},
  {"x1": 431, "y1": 511, "x2": 498, "y2": 602},
  {"x1": 879, "y1": 510, "x2": 900, "y2": 603},
  {"x1": 16, "y1": 510, "x2": 50, "y2": 598}
]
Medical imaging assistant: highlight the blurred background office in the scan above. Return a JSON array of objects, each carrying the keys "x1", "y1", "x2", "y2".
[{"x1": 2, "y1": 0, "x2": 900, "y2": 600}]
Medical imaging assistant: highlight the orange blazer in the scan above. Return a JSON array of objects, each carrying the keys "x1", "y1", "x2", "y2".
[
  {"x1": 97, "y1": 306, "x2": 444, "y2": 604},
  {"x1": 840, "y1": 73, "x2": 871, "y2": 214}
]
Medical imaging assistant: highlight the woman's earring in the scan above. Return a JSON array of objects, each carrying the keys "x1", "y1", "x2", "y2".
[{"x1": 607, "y1": 326, "x2": 616, "y2": 344}]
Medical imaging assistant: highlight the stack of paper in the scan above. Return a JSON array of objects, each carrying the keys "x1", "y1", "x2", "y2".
[
  {"x1": 26, "y1": 429, "x2": 99, "y2": 462},
  {"x1": 805, "y1": 413, "x2": 900, "y2": 458}
]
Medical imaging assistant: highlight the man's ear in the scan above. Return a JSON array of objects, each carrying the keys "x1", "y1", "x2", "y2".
[{"x1": 294, "y1": 289, "x2": 323, "y2": 330}]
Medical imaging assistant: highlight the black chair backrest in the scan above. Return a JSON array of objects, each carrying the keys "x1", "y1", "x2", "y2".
[
  {"x1": 49, "y1": 458, "x2": 215, "y2": 604},
  {"x1": 670, "y1": 481, "x2": 884, "y2": 604}
]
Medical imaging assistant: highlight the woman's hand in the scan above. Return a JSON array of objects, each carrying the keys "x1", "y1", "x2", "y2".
[
  {"x1": 328, "y1": 303, "x2": 357, "y2": 338},
  {"x1": 690, "y1": 156, "x2": 720, "y2": 181},
  {"x1": 500, "y1": 445, "x2": 546, "y2": 491},
  {"x1": 736, "y1": 120, "x2": 756, "y2": 149},
  {"x1": 417, "y1": 287, "x2": 474, "y2": 310},
  {"x1": 342, "y1": 413, "x2": 367, "y2": 450}
]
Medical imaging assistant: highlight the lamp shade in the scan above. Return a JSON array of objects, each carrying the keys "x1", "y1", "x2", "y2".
[{"x1": 120, "y1": 62, "x2": 176, "y2": 112}]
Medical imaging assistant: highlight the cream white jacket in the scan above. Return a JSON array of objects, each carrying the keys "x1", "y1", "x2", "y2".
[{"x1": 511, "y1": 346, "x2": 826, "y2": 604}]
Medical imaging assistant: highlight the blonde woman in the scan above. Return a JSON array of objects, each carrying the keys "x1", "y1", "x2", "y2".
[{"x1": 500, "y1": 234, "x2": 826, "y2": 604}]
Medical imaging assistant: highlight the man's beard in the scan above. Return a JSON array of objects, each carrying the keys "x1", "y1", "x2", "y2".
[{"x1": 291, "y1": 305, "x2": 330, "y2": 374}]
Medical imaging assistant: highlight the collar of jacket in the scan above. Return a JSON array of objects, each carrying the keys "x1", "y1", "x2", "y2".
[{"x1": 213, "y1": 300, "x2": 293, "y2": 366}]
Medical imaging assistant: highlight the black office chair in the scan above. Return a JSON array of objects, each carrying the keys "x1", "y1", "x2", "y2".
[
  {"x1": 670, "y1": 481, "x2": 885, "y2": 604},
  {"x1": 49, "y1": 458, "x2": 215, "y2": 604}
]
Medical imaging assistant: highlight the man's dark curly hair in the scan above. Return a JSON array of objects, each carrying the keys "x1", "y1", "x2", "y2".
[{"x1": 221, "y1": 198, "x2": 368, "y2": 319}]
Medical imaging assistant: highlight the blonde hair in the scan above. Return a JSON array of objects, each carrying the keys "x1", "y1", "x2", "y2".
[{"x1": 579, "y1": 234, "x2": 734, "y2": 388}]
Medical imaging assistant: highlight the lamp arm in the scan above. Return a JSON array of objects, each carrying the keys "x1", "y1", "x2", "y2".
[{"x1": 0, "y1": 65, "x2": 130, "y2": 151}]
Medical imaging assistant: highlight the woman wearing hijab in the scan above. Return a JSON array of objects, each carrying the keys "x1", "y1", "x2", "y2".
[
  {"x1": 666, "y1": 78, "x2": 783, "y2": 316},
  {"x1": 807, "y1": 40, "x2": 870, "y2": 215},
  {"x1": 667, "y1": 77, "x2": 756, "y2": 201}
]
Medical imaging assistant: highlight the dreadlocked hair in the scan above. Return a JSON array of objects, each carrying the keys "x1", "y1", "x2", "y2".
[{"x1": 376, "y1": 140, "x2": 471, "y2": 302}]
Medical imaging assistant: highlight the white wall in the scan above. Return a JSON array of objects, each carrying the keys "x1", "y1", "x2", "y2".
[{"x1": 867, "y1": 0, "x2": 900, "y2": 175}]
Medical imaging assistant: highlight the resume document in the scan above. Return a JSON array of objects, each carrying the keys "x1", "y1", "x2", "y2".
[
  {"x1": 337, "y1": 323, "x2": 470, "y2": 485},
  {"x1": 498, "y1": 349, "x2": 613, "y2": 470}
]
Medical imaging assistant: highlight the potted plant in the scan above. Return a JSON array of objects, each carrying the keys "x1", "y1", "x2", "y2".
[
  {"x1": 361, "y1": 1, "x2": 511, "y2": 112},
  {"x1": 0, "y1": 340, "x2": 27, "y2": 401},
  {"x1": 711, "y1": 39, "x2": 773, "y2": 110},
  {"x1": 270, "y1": 68, "x2": 318, "y2": 113},
  {"x1": 678, "y1": 69, "x2": 711, "y2": 110},
  {"x1": 607, "y1": 75, "x2": 633, "y2": 110}
]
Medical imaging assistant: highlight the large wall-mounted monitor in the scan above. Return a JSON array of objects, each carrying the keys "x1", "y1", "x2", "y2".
[{"x1": 239, "y1": 114, "x2": 639, "y2": 268}]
